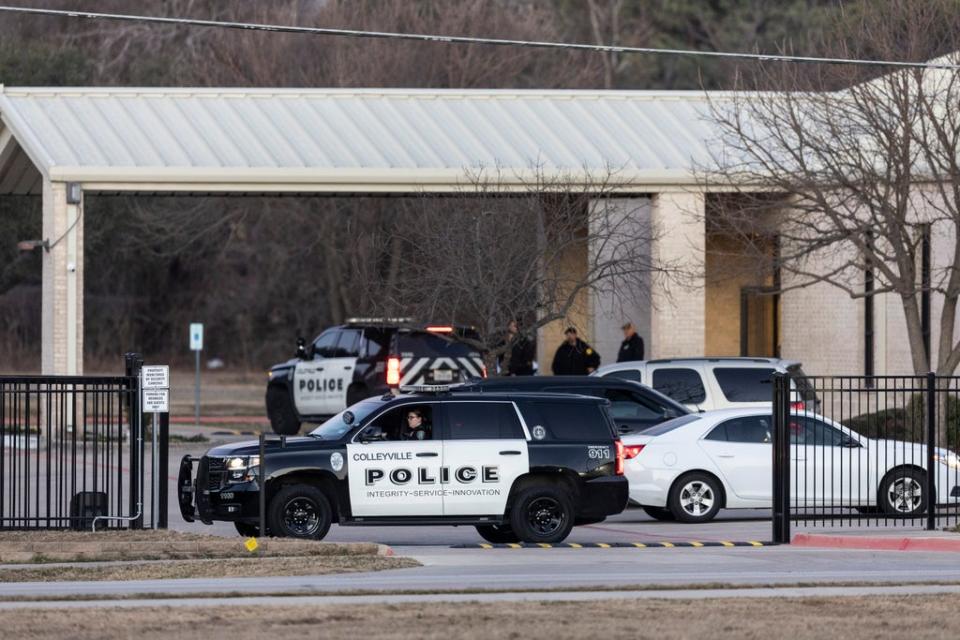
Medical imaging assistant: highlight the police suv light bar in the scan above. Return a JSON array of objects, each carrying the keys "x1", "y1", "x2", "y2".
[
  {"x1": 399, "y1": 384, "x2": 451, "y2": 394},
  {"x1": 345, "y1": 317, "x2": 414, "y2": 325}
]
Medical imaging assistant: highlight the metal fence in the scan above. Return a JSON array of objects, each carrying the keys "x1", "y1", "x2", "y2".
[
  {"x1": 773, "y1": 373, "x2": 960, "y2": 542},
  {"x1": 0, "y1": 353, "x2": 167, "y2": 530}
]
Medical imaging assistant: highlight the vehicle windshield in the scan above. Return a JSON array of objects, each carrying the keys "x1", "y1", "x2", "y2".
[
  {"x1": 309, "y1": 400, "x2": 383, "y2": 439},
  {"x1": 397, "y1": 331, "x2": 480, "y2": 357}
]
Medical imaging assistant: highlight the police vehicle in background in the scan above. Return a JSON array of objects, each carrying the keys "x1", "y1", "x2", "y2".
[
  {"x1": 266, "y1": 319, "x2": 486, "y2": 435},
  {"x1": 181, "y1": 386, "x2": 629, "y2": 544}
]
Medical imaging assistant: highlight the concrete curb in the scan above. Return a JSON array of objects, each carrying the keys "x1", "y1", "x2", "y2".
[{"x1": 792, "y1": 532, "x2": 960, "y2": 552}]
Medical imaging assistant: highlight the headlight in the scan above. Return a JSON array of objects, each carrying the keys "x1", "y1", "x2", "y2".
[
  {"x1": 934, "y1": 453, "x2": 960, "y2": 469},
  {"x1": 225, "y1": 456, "x2": 260, "y2": 482}
]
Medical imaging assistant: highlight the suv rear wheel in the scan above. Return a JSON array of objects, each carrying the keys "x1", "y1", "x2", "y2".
[
  {"x1": 267, "y1": 385, "x2": 301, "y2": 435},
  {"x1": 268, "y1": 484, "x2": 332, "y2": 540},
  {"x1": 475, "y1": 524, "x2": 520, "y2": 544},
  {"x1": 509, "y1": 485, "x2": 574, "y2": 544}
]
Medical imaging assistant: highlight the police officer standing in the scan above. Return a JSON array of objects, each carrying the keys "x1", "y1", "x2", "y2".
[
  {"x1": 617, "y1": 322, "x2": 645, "y2": 362},
  {"x1": 551, "y1": 327, "x2": 601, "y2": 375},
  {"x1": 499, "y1": 319, "x2": 536, "y2": 376}
]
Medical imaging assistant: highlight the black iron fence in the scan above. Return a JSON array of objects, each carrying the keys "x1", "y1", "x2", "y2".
[
  {"x1": 773, "y1": 373, "x2": 960, "y2": 542},
  {"x1": 0, "y1": 353, "x2": 167, "y2": 530}
]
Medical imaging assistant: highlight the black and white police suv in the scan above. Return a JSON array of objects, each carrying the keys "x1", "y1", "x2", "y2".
[
  {"x1": 266, "y1": 319, "x2": 486, "y2": 435},
  {"x1": 180, "y1": 387, "x2": 629, "y2": 544}
]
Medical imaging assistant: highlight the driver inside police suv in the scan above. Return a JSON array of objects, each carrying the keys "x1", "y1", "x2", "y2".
[{"x1": 401, "y1": 407, "x2": 431, "y2": 440}]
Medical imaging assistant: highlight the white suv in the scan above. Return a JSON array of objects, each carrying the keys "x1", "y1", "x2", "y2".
[{"x1": 591, "y1": 357, "x2": 816, "y2": 412}]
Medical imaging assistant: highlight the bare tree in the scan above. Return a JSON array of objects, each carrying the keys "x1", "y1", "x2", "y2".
[
  {"x1": 704, "y1": 1, "x2": 960, "y2": 408},
  {"x1": 349, "y1": 170, "x2": 667, "y2": 375}
]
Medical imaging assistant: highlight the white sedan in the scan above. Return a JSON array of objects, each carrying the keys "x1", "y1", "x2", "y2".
[{"x1": 622, "y1": 408, "x2": 960, "y2": 522}]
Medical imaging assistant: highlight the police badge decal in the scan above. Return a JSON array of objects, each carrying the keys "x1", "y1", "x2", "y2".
[{"x1": 330, "y1": 452, "x2": 344, "y2": 472}]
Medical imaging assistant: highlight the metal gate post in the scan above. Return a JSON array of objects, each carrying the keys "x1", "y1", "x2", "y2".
[
  {"x1": 926, "y1": 372, "x2": 936, "y2": 531},
  {"x1": 772, "y1": 372, "x2": 791, "y2": 543},
  {"x1": 125, "y1": 353, "x2": 143, "y2": 529},
  {"x1": 157, "y1": 412, "x2": 169, "y2": 529}
]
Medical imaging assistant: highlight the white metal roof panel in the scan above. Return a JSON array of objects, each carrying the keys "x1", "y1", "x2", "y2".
[{"x1": 0, "y1": 87, "x2": 724, "y2": 188}]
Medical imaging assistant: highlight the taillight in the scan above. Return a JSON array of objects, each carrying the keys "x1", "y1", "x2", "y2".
[
  {"x1": 623, "y1": 444, "x2": 645, "y2": 460},
  {"x1": 386, "y1": 356, "x2": 401, "y2": 386},
  {"x1": 481, "y1": 365, "x2": 488, "y2": 378},
  {"x1": 790, "y1": 401, "x2": 805, "y2": 411},
  {"x1": 615, "y1": 440, "x2": 624, "y2": 475}
]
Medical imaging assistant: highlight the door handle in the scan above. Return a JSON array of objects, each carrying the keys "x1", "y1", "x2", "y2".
[
  {"x1": 499, "y1": 450, "x2": 522, "y2": 456},
  {"x1": 344, "y1": 366, "x2": 353, "y2": 370},
  {"x1": 416, "y1": 452, "x2": 438, "y2": 458},
  {"x1": 716, "y1": 454, "x2": 735, "y2": 459}
]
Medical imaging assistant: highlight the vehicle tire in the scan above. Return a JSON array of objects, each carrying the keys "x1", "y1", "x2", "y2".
[
  {"x1": 346, "y1": 383, "x2": 370, "y2": 407},
  {"x1": 268, "y1": 484, "x2": 333, "y2": 540},
  {"x1": 267, "y1": 385, "x2": 301, "y2": 435},
  {"x1": 475, "y1": 524, "x2": 521, "y2": 544},
  {"x1": 642, "y1": 506, "x2": 677, "y2": 521},
  {"x1": 879, "y1": 468, "x2": 927, "y2": 516},
  {"x1": 668, "y1": 473, "x2": 722, "y2": 523},
  {"x1": 509, "y1": 485, "x2": 575, "y2": 544},
  {"x1": 234, "y1": 521, "x2": 261, "y2": 537}
]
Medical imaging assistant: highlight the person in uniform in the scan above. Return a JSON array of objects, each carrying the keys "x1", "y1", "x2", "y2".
[
  {"x1": 617, "y1": 322, "x2": 645, "y2": 363},
  {"x1": 551, "y1": 327, "x2": 600, "y2": 375},
  {"x1": 498, "y1": 319, "x2": 536, "y2": 376},
  {"x1": 401, "y1": 408, "x2": 430, "y2": 440}
]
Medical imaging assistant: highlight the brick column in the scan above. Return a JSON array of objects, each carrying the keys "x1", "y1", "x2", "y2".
[
  {"x1": 41, "y1": 180, "x2": 84, "y2": 375},
  {"x1": 649, "y1": 191, "x2": 706, "y2": 358}
]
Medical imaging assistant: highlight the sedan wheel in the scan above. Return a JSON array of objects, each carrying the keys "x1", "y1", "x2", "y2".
[
  {"x1": 880, "y1": 468, "x2": 927, "y2": 516},
  {"x1": 668, "y1": 473, "x2": 722, "y2": 523}
]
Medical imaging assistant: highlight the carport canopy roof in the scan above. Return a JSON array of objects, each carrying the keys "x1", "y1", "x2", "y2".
[{"x1": 0, "y1": 86, "x2": 725, "y2": 194}]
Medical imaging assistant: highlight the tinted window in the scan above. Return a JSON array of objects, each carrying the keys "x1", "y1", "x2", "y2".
[
  {"x1": 396, "y1": 332, "x2": 480, "y2": 358},
  {"x1": 711, "y1": 416, "x2": 772, "y2": 443},
  {"x1": 606, "y1": 389, "x2": 664, "y2": 420},
  {"x1": 360, "y1": 328, "x2": 390, "y2": 359},
  {"x1": 642, "y1": 414, "x2": 701, "y2": 436},
  {"x1": 445, "y1": 402, "x2": 524, "y2": 439},
  {"x1": 313, "y1": 331, "x2": 339, "y2": 358},
  {"x1": 335, "y1": 329, "x2": 361, "y2": 357},
  {"x1": 790, "y1": 416, "x2": 848, "y2": 446},
  {"x1": 603, "y1": 369, "x2": 642, "y2": 383},
  {"x1": 714, "y1": 368, "x2": 776, "y2": 402},
  {"x1": 521, "y1": 401, "x2": 611, "y2": 441},
  {"x1": 652, "y1": 368, "x2": 706, "y2": 404}
]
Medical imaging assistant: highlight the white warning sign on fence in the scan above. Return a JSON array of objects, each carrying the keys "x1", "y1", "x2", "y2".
[
  {"x1": 142, "y1": 388, "x2": 170, "y2": 413},
  {"x1": 142, "y1": 365, "x2": 170, "y2": 389}
]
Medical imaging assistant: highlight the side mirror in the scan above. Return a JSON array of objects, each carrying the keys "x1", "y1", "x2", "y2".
[
  {"x1": 296, "y1": 337, "x2": 307, "y2": 360},
  {"x1": 360, "y1": 426, "x2": 386, "y2": 443}
]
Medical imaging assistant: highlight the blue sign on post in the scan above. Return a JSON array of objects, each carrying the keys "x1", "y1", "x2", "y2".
[
  {"x1": 189, "y1": 322, "x2": 203, "y2": 428},
  {"x1": 190, "y1": 323, "x2": 204, "y2": 351}
]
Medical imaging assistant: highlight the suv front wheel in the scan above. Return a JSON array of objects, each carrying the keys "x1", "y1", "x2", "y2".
[
  {"x1": 268, "y1": 484, "x2": 333, "y2": 539},
  {"x1": 509, "y1": 485, "x2": 574, "y2": 544}
]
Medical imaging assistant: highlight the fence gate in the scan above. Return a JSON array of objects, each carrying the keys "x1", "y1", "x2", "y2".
[
  {"x1": 0, "y1": 353, "x2": 166, "y2": 530},
  {"x1": 772, "y1": 373, "x2": 960, "y2": 542}
]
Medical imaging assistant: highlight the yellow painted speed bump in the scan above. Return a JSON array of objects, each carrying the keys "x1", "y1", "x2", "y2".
[
  {"x1": 244, "y1": 537, "x2": 259, "y2": 552},
  {"x1": 452, "y1": 540, "x2": 774, "y2": 549}
]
